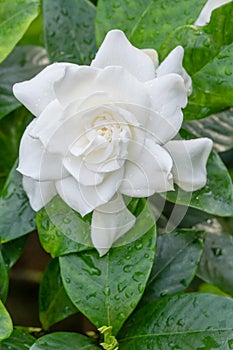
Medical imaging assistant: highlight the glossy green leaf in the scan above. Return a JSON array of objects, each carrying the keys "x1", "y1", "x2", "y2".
[
  {"x1": 118, "y1": 293, "x2": 233, "y2": 349},
  {"x1": 0, "y1": 46, "x2": 48, "y2": 120},
  {"x1": 185, "y1": 43, "x2": 233, "y2": 119},
  {"x1": 0, "y1": 329, "x2": 35, "y2": 350},
  {"x1": 0, "y1": 162, "x2": 36, "y2": 243},
  {"x1": 95, "y1": 0, "x2": 206, "y2": 48},
  {"x1": 199, "y1": 283, "x2": 231, "y2": 297},
  {"x1": 36, "y1": 196, "x2": 92, "y2": 258},
  {"x1": 158, "y1": 3, "x2": 233, "y2": 119},
  {"x1": 0, "y1": 0, "x2": 40, "y2": 63},
  {"x1": 1, "y1": 236, "x2": 28, "y2": 270},
  {"x1": 43, "y1": 0, "x2": 96, "y2": 64},
  {"x1": 183, "y1": 109, "x2": 233, "y2": 152},
  {"x1": 138, "y1": 229, "x2": 204, "y2": 308},
  {"x1": 164, "y1": 148, "x2": 233, "y2": 217},
  {"x1": 197, "y1": 218, "x2": 233, "y2": 296},
  {"x1": 19, "y1": 12, "x2": 44, "y2": 46},
  {"x1": 0, "y1": 300, "x2": 13, "y2": 341},
  {"x1": 60, "y1": 215, "x2": 156, "y2": 335},
  {"x1": 30, "y1": 332, "x2": 99, "y2": 350},
  {"x1": 0, "y1": 107, "x2": 32, "y2": 190},
  {"x1": 39, "y1": 259, "x2": 78, "y2": 330},
  {"x1": 0, "y1": 251, "x2": 8, "y2": 302}
]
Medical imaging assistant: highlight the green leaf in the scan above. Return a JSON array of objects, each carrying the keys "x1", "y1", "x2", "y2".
[
  {"x1": 0, "y1": 161, "x2": 36, "y2": 243},
  {"x1": 158, "y1": 2, "x2": 233, "y2": 119},
  {"x1": 60, "y1": 212, "x2": 156, "y2": 335},
  {"x1": 0, "y1": 107, "x2": 32, "y2": 190},
  {"x1": 1, "y1": 236, "x2": 28, "y2": 270},
  {"x1": 39, "y1": 259, "x2": 78, "y2": 330},
  {"x1": 19, "y1": 12, "x2": 44, "y2": 46},
  {"x1": 164, "y1": 148, "x2": 233, "y2": 217},
  {"x1": 196, "y1": 218, "x2": 233, "y2": 296},
  {"x1": 43, "y1": 0, "x2": 96, "y2": 64},
  {"x1": 0, "y1": 0, "x2": 40, "y2": 63},
  {"x1": 0, "y1": 251, "x2": 8, "y2": 302},
  {"x1": 183, "y1": 109, "x2": 233, "y2": 152},
  {"x1": 0, "y1": 329, "x2": 35, "y2": 350},
  {"x1": 36, "y1": 196, "x2": 92, "y2": 258},
  {"x1": 118, "y1": 293, "x2": 233, "y2": 349},
  {"x1": 185, "y1": 43, "x2": 233, "y2": 119},
  {"x1": 138, "y1": 229, "x2": 204, "y2": 308},
  {"x1": 199, "y1": 283, "x2": 231, "y2": 297},
  {"x1": 0, "y1": 46, "x2": 48, "y2": 120},
  {"x1": 30, "y1": 332, "x2": 99, "y2": 350},
  {"x1": 95, "y1": 0, "x2": 206, "y2": 48},
  {"x1": 0, "y1": 300, "x2": 13, "y2": 341}
]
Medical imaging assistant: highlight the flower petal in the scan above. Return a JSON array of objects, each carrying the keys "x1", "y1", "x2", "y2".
[
  {"x1": 63, "y1": 154, "x2": 104, "y2": 186},
  {"x1": 195, "y1": 0, "x2": 232, "y2": 26},
  {"x1": 156, "y1": 46, "x2": 192, "y2": 95},
  {"x1": 91, "y1": 29, "x2": 155, "y2": 82},
  {"x1": 119, "y1": 138, "x2": 174, "y2": 197},
  {"x1": 22, "y1": 176, "x2": 57, "y2": 211},
  {"x1": 91, "y1": 194, "x2": 136, "y2": 256},
  {"x1": 145, "y1": 74, "x2": 187, "y2": 144},
  {"x1": 142, "y1": 49, "x2": 159, "y2": 68},
  {"x1": 56, "y1": 167, "x2": 124, "y2": 216},
  {"x1": 55, "y1": 64, "x2": 149, "y2": 110},
  {"x1": 13, "y1": 62, "x2": 75, "y2": 116},
  {"x1": 18, "y1": 120, "x2": 68, "y2": 181},
  {"x1": 164, "y1": 138, "x2": 213, "y2": 191}
]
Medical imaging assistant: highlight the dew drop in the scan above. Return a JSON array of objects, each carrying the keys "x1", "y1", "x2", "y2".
[
  {"x1": 166, "y1": 316, "x2": 175, "y2": 327},
  {"x1": 138, "y1": 283, "x2": 144, "y2": 293},
  {"x1": 65, "y1": 278, "x2": 71, "y2": 284},
  {"x1": 212, "y1": 247, "x2": 223, "y2": 257},
  {"x1": 63, "y1": 217, "x2": 71, "y2": 224},
  {"x1": 177, "y1": 318, "x2": 185, "y2": 326},
  {"x1": 117, "y1": 283, "x2": 127, "y2": 293},
  {"x1": 123, "y1": 264, "x2": 133, "y2": 273},
  {"x1": 228, "y1": 339, "x2": 233, "y2": 349},
  {"x1": 144, "y1": 253, "x2": 149, "y2": 258},
  {"x1": 224, "y1": 67, "x2": 232, "y2": 76},
  {"x1": 135, "y1": 242, "x2": 143, "y2": 250}
]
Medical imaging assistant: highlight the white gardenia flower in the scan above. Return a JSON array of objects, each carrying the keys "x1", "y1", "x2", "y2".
[
  {"x1": 13, "y1": 30, "x2": 212, "y2": 256},
  {"x1": 195, "y1": 0, "x2": 233, "y2": 26}
]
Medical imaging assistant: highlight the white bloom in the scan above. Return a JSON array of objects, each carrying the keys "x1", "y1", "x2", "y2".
[
  {"x1": 13, "y1": 30, "x2": 212, "y2": 256},
  {"x1": 195, "y1": 0, "x2": 233, "y2": 26}
]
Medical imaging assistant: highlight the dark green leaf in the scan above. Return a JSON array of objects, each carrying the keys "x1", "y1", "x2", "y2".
[
  {"x1": 199, "y1": 283, "x2": 231, "y2": 297},
  {"x1": 39, "y1": 259, "x2": 78, "y2": 330},
  {"x1": 185, "y1": 43, "x2": 233, "y2": 119},
  {"x1": 0, "y1": 300, "x2": 13, "y2": 341},
  {"x1": 0, "y1": 251, "x2": 8, "y2": 302},
  {"x1": 118, "y1": 293, "x2": 233, "y2": 349},
  {"x1": 138, "y1": 229, "x2": 204, "y2": 308},
  {"x1": 164, "y1": 149, "x2": 233, "y2": 217},
  {"x1": 0, "y1": 162, "x2": 36, "y2": 243},
  {"x1": 60, "y1": 210, "x2": 156, "y2": 335},
  {"x1": 43, "y1": 0, "x2": 96, "y2": 64},
  {"x1": 19, "y1": 12, "x2": 44, "y2": 46},
  {"x1": 1, "y1": 236, "x2": 28, "y2": 270},
  {"x1": 0, "y1": 46, "x2": 48, "y2": 120},
  {"x1": 0, "y1": 0, "x2": 40, "y2": 63},
  {"x1": 0, "y1": 107, "x2": 32, "y2": 190},
  {"x1": 95, "y1": 0, "x2": 206, "y2": 49},
  {"x1": 183, "y1": 109, "x2": 233, "y2": 152},
  {"x1": 197, "y1": 218, "x2": 233, "y2": 296},
  {"x1": 0, "y1": 329, "x2": 35, "y2": 350},
  {"x1": 36, "y1": 196, "x2": 92, "y2": 258},
  {"x1": 158, "y1": 3, "x2": 233, "y2": 119},
  {"x1": 30, "y1": 332, "x2": 99, "y2": 350}
]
